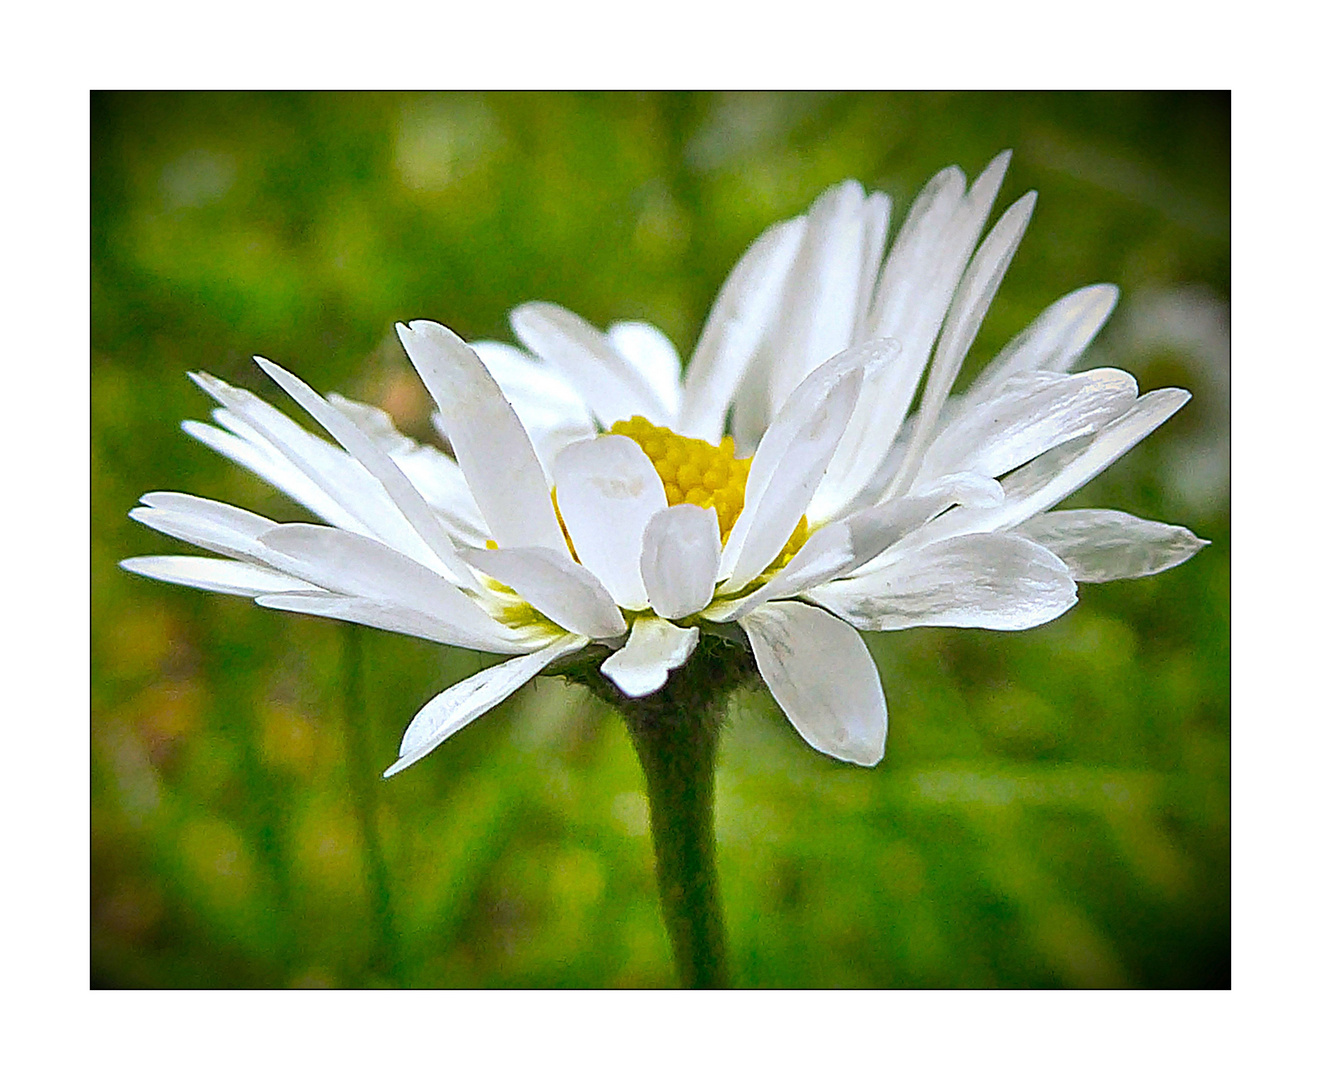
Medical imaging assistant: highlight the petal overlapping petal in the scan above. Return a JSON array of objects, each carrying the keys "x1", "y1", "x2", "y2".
[
  {"x1": 510, "y1": 301, "x2": 670, "y2": 426},
  {"x1": 461, "y1": 545, "x2": 627, "y2": 640},
  {"x1": 718, "y1": 342, "x2": 885, "y2": 592},
  {"x1": 397, "y1": 319, "x2": 568, "y2": 556},
  {"x1": 1013, "y1": 509, "x2": 1209, "y2": 582},
  {"x1": 385, "y1": 634, "x2": 588, "y2": 777},
  {"x1": 808, "y1": 532, "x2": 1077, "y2": 632},
  {"x1": 553, "y1": 435, "x2": 667, "y2": 611},
  {"x1": 639, "y1": 503, "x2": 721, "y2": 620},
  {"x1": 119, "y1": 555, "x2": 314, "y2": 598},
  {"x1": 599, "y1": 616, "x2": 700, "y2": 697},
  {"x1": 739, "y1": 600, "x2": 888, "y2": 766}
]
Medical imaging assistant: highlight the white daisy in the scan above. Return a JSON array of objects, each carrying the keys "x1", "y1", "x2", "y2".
[{"x1": 123, "y1": 154, "x2": 1206, "y2": 778}]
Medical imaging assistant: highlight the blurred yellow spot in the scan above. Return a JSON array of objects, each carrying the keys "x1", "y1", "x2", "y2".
[
  {"x1": 179, "y1": 817, "x2": 255, "y2": 905},
  {"x1": 259, "y1": 704, "x2": 320, "y2": 775}
]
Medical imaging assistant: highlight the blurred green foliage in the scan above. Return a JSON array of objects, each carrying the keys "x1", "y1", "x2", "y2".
[{"x1": 92, "y1": 91, "x2": 1229, "y2": 988}]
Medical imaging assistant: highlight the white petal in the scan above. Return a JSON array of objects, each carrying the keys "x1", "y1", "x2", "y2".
[
  {"x1": 256, "y1": 591, "x2": 541, "y2": 654},
  {"x1": 681, "y1": 216, "x2": 807, "y2": 444},
  {"x1": 397, "y1": 320, "x2": 568, "y2": 556},
  {"x1": 739, "y1": 600, "x2": 887, "y2": 766},
  {"x1": 916, "y1": 368, "x2": 1139, "y2": 486},
  {"x1": 818, "y1": 154, "x2": 1010, "y2": 521},
  {"x1": 120, "y1": 555, "x2": 313, "y2": 598},
  {"x1": 324, "y1": 392, "x2": 490, "y2": 542},
  {"x1": 809, "y1": 533, "x2": 1077, "y2": 632},
  {"x1": 712, "y1": 473, "x2": 1005, "y2": 622},
  {"x1": 900, "y1": 388, "x2": 1191, "y2": 549},
  {"x1": 884, "y1": 191, "x2": 1037, "y2": 498},
  {"x1": 464, "y1": 341, "x2": 596, "y2": 467},
  {"x1": 384, "y1": 444, "x2": 489, "y2": 546},
  {"x1": 182, "y1": 418, "x2": 362, "y2": 532},
  {"x1": 1013, "y1": 510, "x2": 1208, "y2": 583},
  {"x1": 765, "y1": 180, "x2": 869, "y2": 414},
  {"x1": 960, "y1": 283, "x2": 1120, "y2": 411},
  {"x1": 599, "y1": 617, "x2": 699, "y2": 697},
  {"x1": 468, "y1": 340, "x2": 591, "y2": 421},
  {"x1": 189, "y1": 374, "x2": 442, "y2": 567},
  {"x1": 607, "y1": 321, "x2": 682, "y2": 420},
  {"x1": 462, "y1": 545, "x2": 627, "y2": 640},
  {"x1": 850, "y1": 191, "x2": 892, "y2": 345},
  {"x1": 139, "y1": 491, "x2": 276, "y2": 537},
  {"x1": 510, "y1": 302, "x2": 668, "y2": 425},
  {"x1": 552, "y1": 436, "x2": 667, "y2": 610},
  {"x1": 639, "y1": 503, "x2": 721, "y2": 620},
  {"x1": 719, "y1": 342, "x2": 882, "y2": 592},
  {"x1": 259, "y1": 523, "x2": 519, "y2": 645},
  {"x1": 129, "y1": 506, "x2": 274, "y2": 564},
  {"x1": 384, "y1": 634, "x2": 588, "y2": 778},
  {"x1": 253, "y1": 357, "x2": 476, "y2": 586},
  {"x1": 708, "y1": 522, "x2": 852, "y2": 622}
]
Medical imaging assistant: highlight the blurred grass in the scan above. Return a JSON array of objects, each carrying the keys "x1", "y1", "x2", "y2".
[{"x1": 91, "y1": 91, "x2": 1230, "y2": 988}]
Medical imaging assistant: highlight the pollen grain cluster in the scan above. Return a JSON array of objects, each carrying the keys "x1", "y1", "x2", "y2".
[
  {"x1": 611, "y1": 416, "x2": 750, "y2": 541},
  {"x1": 611, "y1": 416, "x2": 809, "y2": 569}
]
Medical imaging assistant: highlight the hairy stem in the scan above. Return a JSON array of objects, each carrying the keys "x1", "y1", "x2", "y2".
[
  {"x1": 623, "y1": 699, "x2": 726, "y2": 988},
  {"x1": 559, "y1": 634, "x2": 756, "y2": 989}
]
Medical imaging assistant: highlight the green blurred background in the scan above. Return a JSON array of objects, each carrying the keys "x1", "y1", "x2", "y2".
[{"x1": 91, "y1": 91, "x2": 1229, "y2": 988}]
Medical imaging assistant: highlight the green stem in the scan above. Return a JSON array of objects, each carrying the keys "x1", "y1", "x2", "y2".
[
  {"x1": 557, "y1": 634, "x2": 756, "y2": 989},
  {"x1": 623, "y1": 701, "x2": 727, "y2": 988}
]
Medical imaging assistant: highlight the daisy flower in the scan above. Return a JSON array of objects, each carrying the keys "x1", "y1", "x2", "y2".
[{"x1": 123, "y1": 153, "x2": 1206, "y2": 779}]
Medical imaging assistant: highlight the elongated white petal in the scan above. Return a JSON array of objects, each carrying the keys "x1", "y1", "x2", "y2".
[
  {"x1": 884, "y1": 190, "x2": 1037, "y2": 498},
  {"x1": 607, "y1": 321, "x2": 682, "y2": 420},
  {"x1": 130, "y1": 506, "x2": 274, "y2": 564},
  {"x1": 385, "y1": 634, "x2": 588, "y2": 777},
  {"x1": 553, "y1": 436, "x2": 666, "y2": 610},
  {"x1": 708, "y1": 523, "x2": 852, "y2": 622},
  {"x1": 139, "y1": 491, "x2": 277, "y2": 537},
  {"x1": 719, "y1": 343, "x2": 880, "y2": 592},
  {"x1": 467, "y1": 340, "x2": 591, "y2": 422},
  {"x1": 681, "y1": 216, "x2": 807, "y2": 444},
  {"x1": 809, "y1": 533, "x2": 1077, "y2": 631},
  {"x1": 463, "y1": 341, "x2": 596, "y2": 467},
  {"x1": 712, "y1": 473, "x2": 1005, "y2": 622},
  {"x1": 639, "y1": 503, "x2": 722, "y2": 620},
  {"x1": 256, "y1": 591, "x2": 540, "y2": 654},
  {"x1": 1013, "y1": 510, "x2": 1208, "y2": 582},
  {"x1": 510, "y1": 302, "x2": 668, "y2": 425},
  {"x1": 765, "y1": 180, "x2": 869, "y2": 413},
  {"x1": 959, "y1": 283, "x2": 1120, "y2": 413},
  {"x1": 818, "y1": 153, "x2": 1011, "y2": 521},
  {"x1": 383, "y1": 445, "x2": 489, "y2": 546},
  {"x1": 182, "y1": 418, "x2": 363, "y2": 532},
  {"x1": 120, "y1": 555, "x2": 313, "y2": 598},
  {"x1": 323, "y1": 392, "x2": 490, "y2": 541},
  {"x1": 599, "y1": 617, "x2": 699, "y2": 697},
  {"x1": 397, "y1": 320, "x2": 568, "y2": 556},
  {"x1": 739, "y1": 600, "x2": 887, "y2": 766},
  {"x1": 191, "y1": 374, "x2": 424, "y2": 543},
  {"x1": 462, "y1": 545, "x2": 627, "y2": 639},
  {"x1": 916, "y1": 368, "x2": 1139, "y2": 486},
  {"x1": 253, "y1": 357, "x2": 476, "y2": 586},
  {"x1": 259, "y1": 524, "x2": 518, "y2": 644},
  {"x1": 901, "y1": 389, "x2": 1192, "y2": 549},
  {"x1": 850, "y1": 191, "x2": 892, "y2": 344}
]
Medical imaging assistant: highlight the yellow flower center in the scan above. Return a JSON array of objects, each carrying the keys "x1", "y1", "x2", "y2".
[{"x1": 611, "y1": 415, "x2": 807, "y2": 571}]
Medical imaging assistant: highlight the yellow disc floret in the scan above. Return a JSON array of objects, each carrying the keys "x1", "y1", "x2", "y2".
[
  {"x1": 610, "y1": 416, "x2": 808, "y2": 571},
  {"x1": 611, "y1": 416, "x2": 750, "y2": 541}
]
